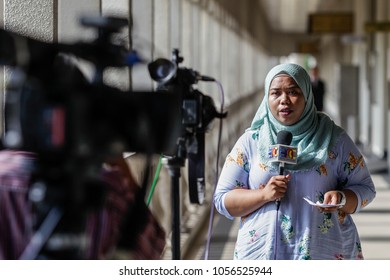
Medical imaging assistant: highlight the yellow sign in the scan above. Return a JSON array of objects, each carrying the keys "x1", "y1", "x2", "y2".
[
  {"x1": 308, "y1": 13, "x2": 354, "y2": 34},
  {"x1": 365, "y1": 22, "x2": 390, "y2": 32},
  {"x1": 297, "y1": 41, "x2": 319, "y2": 54}
]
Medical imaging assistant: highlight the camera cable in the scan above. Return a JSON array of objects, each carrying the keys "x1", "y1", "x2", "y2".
[
  {"x1": 146, "y1": 154, "x2": 163, "y2": 206},
  {"x1": 203, "y1": 80, "x2": 226, "y2": 260}
]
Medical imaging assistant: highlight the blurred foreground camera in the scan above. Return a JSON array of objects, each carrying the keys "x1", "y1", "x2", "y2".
[
  {"x1": 0, "y1": 16, "x2": 182, "y2": 259},
  {"x1": 1, "y1": 17, "x2": 182, "y2": 158}
]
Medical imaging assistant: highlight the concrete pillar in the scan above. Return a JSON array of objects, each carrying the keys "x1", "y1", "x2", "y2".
[
  {"x1": 181, "y1": 0, "x2": 196, "y2": 68},
  {"x1": 101, "y1": 0, "x2": 130, "y2": 90},
  {"x1": 169, "y1": 0, "x2": 181, "y2": 51},
  {"x1": 131, "y1": 0, "x2": 153, "y2": 90},
  {"x1": 154, "y1": 0, "x2": 170, "y2": 58},
  {"x1": 102, "y1": 0, "x2": 129, "y2": 18},
  {"x1": 0, "y1": 0, "x2": 4, "y2": 25},
  {"x1": 1, "y1": 0, "x2": 55, "y2": 137},
  {"x1": 351, "y1": 0, "x2": 371, "y2": 149},
  {"x1": 0, "y1": 1, "x2": 3, "y2": 135},
  {"x1": 372, "y1": 0, "x2": 388, "y2": 158},
  {"x1": 57, "y1": 0, "x2": 100, "y2": 82},
  {"x1": 58, "y1": 0, "x2": 100, "y2": 42},
  {"x1": 4, "y1": 0, "x2": 54, "y2": 40}
]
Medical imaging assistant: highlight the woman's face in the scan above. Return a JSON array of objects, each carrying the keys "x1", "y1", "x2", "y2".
[{"x1": 268, "y1": 74, "x2": 306, "y2": 126}]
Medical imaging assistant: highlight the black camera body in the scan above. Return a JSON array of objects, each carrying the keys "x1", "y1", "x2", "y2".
[
  {"x1": 149, "y1": 49, "x2": 219, "y2": 130},
  {"x1": 148, "y1": 49, "x2": 225, "y2": 204}
]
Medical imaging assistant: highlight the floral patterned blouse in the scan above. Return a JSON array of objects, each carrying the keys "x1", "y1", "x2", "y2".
[{"x1": 214, "y1": 130, "x2": 376, "y2": 260}]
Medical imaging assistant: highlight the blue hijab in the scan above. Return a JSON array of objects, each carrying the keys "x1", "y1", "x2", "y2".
[{"x1": 248, "y1": 63, "x2": 344, "y2": 172}]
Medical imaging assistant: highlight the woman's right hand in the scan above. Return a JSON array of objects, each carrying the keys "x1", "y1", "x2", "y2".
[
  {"x1": 224, "y1": 174, "x2": 291, "y2": 217},
  {"x1": 260, "y1": 174, "x2": 291, "y2": 202}
]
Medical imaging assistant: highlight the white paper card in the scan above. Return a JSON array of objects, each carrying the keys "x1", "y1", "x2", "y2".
[{"x1": 303, "y1": 197, "x2": 343, "y2": 208}]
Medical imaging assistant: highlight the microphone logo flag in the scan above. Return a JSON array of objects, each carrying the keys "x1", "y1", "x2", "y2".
[{"x1": 268, "y1": 144, "x2": 297, "y2": 164}]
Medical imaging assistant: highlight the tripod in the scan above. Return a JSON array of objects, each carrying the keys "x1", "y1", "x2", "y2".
[{"x1": 162, "y1": 155, "x2": 185, "y2": 260}]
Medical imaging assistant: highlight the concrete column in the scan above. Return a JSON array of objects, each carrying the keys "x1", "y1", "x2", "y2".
[
  {"x1": 2, "y1": 0, "x2": 55, "y2": 137},
  {"x1": 0, "y1": 0, "x2": 3, "y2": 135},
  {"x1": 198, "y1": 3, "x2": 211, "y2": 89},
  {"x1": 154, "y1": 0, "x2": 170, "y2": 58},
  {"x1": 4, "y1": 0, "x2": 54, "y2": 40},
  {"x1": 181, "y1": 0, "x2": 195, "y2": 67},
  {"x1": 58, "y1": 0, "x2": 100, "y2": 42},
  {"x1": 102, "y1": 0, "x2": 129, "y2": 18},
  {"x1": 372, "y1": 0, "x2": 388, "y2": 158},
  {"x1": 197, "y1": 2, "x2": 220, "y2": 101},
  {"x1": 131, "y1": 0, "x2": 153, "y2": 90},
  {"x1": 388, "y1": 110, "x2": 390, "y2": 171},
  {"x1": 351, "y1": 0, "x2": 371, "y2": 148},
  {"x1": 170, "y1": 0, "x2": 182, "y2": 51},
  {"x1": 101, "y1": 0, "x2": 130, "y2": 90},
  {"x1": 57, "y1": 0, "x2": 100, "y2": 83},
  {"x1": 0, "y1": 0, "x2": 4, "y2": 26}
]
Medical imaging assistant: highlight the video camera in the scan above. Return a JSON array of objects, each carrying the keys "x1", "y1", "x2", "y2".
[{"x1": 148, "y1": 49, "x2": 226, "y2": 204}]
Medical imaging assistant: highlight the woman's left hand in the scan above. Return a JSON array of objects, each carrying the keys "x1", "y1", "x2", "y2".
[{"x1": 316, "y1": 190, "x2": 341, "y2": 213}]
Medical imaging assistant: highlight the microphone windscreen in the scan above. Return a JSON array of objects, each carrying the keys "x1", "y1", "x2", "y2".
[{"x1": 277, "y1": 130, "x2": 292, "y2": 145}]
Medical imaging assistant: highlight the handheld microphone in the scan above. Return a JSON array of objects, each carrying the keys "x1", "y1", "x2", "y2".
[{"x1": 268, "y1": 131, "x2": 297, "y2": 209}]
